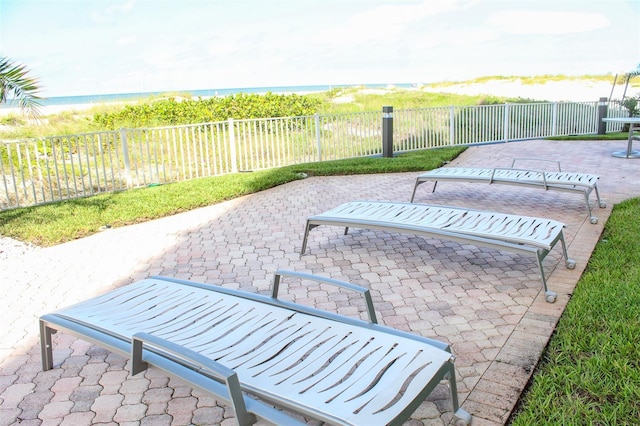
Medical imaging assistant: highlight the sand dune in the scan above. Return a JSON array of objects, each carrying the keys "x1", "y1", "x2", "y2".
[
  {"x1": 1, "y1": 79, "x2": 637, "y2": 118},
  {"x1": 421, "y1": 79, "x2": 632, "y2": 102}
]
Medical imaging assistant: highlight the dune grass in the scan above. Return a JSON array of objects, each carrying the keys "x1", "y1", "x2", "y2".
[
  {"x1": 4, "y1": 74, "x2": 626, "y2": 139},
  {"x1": 1, "y1": 88, "x2": 514, "y2": 138},
  {"x1": 439, "y1": 74, "x2": 640, "y2": 86}
]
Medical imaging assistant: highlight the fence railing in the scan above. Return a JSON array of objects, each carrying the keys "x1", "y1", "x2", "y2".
[{"x1": 0, "y1": 100, "x2": 629, "y2": 210}]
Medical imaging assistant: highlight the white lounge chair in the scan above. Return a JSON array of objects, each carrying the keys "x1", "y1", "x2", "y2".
[
  {"x1": 301, "y1": 201, "x2": 575, "y2": 303},
  {"x1": 40, "y1": 270, "x2": 472, "y2": 426},
  {"x1": 410, "y1": 159, "x2": 605, "y2": 224}
]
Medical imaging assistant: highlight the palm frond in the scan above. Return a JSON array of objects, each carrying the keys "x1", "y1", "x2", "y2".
[{"x1": 0, "y1": 55, "x2": 43, "y2": 119}]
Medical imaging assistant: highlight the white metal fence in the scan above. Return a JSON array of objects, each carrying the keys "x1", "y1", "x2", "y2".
[{"x1": 0, "y1": 100, "x2": 629, "y2": 210}]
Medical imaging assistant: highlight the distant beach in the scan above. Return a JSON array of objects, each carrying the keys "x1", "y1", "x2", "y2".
[
  {"x1": 421, "y1": 80, "x2": 627, "y2": 103},
  {"x1": 1, "y1": 79, "x2": 634, "y2": 117},
  {"x1": 0, "y1": 83, "x2": 412, "y2": 116}
]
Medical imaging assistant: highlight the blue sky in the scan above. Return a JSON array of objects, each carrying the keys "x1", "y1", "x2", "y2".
[{"x1": 1, "y1": 0, "x2": 639, "y2": 97}]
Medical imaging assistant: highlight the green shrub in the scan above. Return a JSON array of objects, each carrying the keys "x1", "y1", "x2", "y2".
[{"x1": 93, "y1": 92, "x2": 322, "y2": 129}]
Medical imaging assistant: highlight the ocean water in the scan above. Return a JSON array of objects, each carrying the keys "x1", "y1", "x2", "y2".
[{"x1": 3, "y1": 83, "x2": 415, "y2": 108}]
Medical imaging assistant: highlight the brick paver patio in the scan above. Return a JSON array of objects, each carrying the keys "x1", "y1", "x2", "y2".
[{"x1": 1, "y1": 139, "x2": 639, "y2": 425}]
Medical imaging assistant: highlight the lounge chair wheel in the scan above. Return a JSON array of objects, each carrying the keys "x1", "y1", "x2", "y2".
[
  {"x1": 590, "y1": 216, "x2": 598, "y2": 224},
  {"x1": 599, "y1": 202, "x2": 606, "y2": 208},
  {"x1": 566, "y1": 259, "x2": 576, "y2": 269},
  {"x1": 453, "y1": 409, "x2": 473, "y2": 425},
  {"x1": 545, "y1": 291, "x2": 557, "y2": 303}
]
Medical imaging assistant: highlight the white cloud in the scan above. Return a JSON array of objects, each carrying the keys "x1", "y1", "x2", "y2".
[
  {"x1": 91, "y1": 0, "x2": 136, "y2": 23},
  {"x1": 488, "y1": 10, "x2": 610, "y2": 35},
  {"x1": 206, "y1": 40, "x2": 244, "y2": 57},
  {"x1": 351, "y1": 0, "x2": 461, "y2": 26},
  {"x1": 310, "y1": 0, "x2": 467, "y2": 46},
  {"x1": 117, "y1": 35, "x2": 137, "y2": 45},
  {"x1": 445, "y1": 28, "x2": 499, "y2": 47}
]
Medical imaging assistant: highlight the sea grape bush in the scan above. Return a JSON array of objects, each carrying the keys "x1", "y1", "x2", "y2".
[{"x1": 93, "y1": 92, "x2": 322, "y2": 129}]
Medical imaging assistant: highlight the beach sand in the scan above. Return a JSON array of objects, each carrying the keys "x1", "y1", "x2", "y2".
[
  {"x1": 0, "y1": 101, "x2": 121, "y2": 117},
  {"x1": 422, "y1": 80, "x2": 620, "y2": 102},
  {"x1": 0, "y1": 79, "x2": 636, "y2": 118}
]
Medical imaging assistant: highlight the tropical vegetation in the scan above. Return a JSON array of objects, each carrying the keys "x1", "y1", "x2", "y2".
[
  {"x1": 1, "y1": 85, "x2": 549, "y2": 140},
  {"x1": 0, "y1": 55, "x2": 42, "y2": 119},
  {"x1": 92, "y1": 92, "x2": 323, "y2": 129}
]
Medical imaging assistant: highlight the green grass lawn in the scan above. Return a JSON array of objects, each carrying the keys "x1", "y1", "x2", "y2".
[
  {"x1": 548, "y1": 132, "x2": 629, "y2": 141},
  {"x1": 509, "y1": 198, "x2": 640, "y2": 424}
]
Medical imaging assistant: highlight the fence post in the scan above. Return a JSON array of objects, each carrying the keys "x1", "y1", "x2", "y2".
[
  {"x1": 551, "y1": 102, "x2": 558, "y2": 136},
  {"x1": 228, "y1": 118, "x2": 238, "y2": 173},
  {"x1": 449, "y1": 106, "x2": 455, "y2": 146},
  {"x1": 597, "y1": 97, "x2": 608, "y2": 135},
  {"x1": 382, "y1": 106, "x2": 393, "y2": 157},
  {"x1": 503, "y1": 103, "x2": 510, "y2": 142},
  {"x1": 119, "y1": 128, "x2": 133, "y2": 188},
  {"x1": 315, "y1": 114, "x2": 322, "y2": 162}
]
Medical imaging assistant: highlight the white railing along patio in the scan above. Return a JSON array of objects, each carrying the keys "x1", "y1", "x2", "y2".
[{"x1": 0, "y1": 100, "x2": 628, "y2": 210}]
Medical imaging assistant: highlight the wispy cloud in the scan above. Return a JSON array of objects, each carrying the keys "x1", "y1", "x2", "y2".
[
  {"x1": 91, "y1": 0, "x2": 135, "y2": 23},
  {"x1": 311, "y1": 0, "x2": 466, "y2": 45},
  {"x1": 350, "y1": 0, "x2": 461, "y2": 26},
  {"x1": 488, "y1": 10, "x2": 610, "y2": 35},
  {"x1": 117, "y1": 35, "x2": 137, "y2": 45}
]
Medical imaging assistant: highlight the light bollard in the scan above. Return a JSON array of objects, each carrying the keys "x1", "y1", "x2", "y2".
[
  {"x1": 382, "y1": 106, "x2": 393, "y2": 157},
  {"x1": 597, "y1": 97, "x2": 608, "y2": 135}
]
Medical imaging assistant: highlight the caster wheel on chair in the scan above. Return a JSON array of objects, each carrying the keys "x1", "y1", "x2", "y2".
[{"x1": 545, "y1": 291, "x2": 557, "y2": 303}]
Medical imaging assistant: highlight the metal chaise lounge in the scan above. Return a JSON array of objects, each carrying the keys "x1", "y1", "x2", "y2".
[
  {"x1": 410, "y1": 159, "x2": 605, "y2": 224},
  {"x1": 40, "y1": 270, "x2": 472, "y2": 426},
  {"x1": 301, "y1": 201, "x2": 576, "y2": 303}
]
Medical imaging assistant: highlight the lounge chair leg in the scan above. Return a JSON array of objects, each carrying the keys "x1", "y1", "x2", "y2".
[
  {"x1": 584, "y1": 191, "x2": 599, "y2": 225},
  {"x1": 539, "y1": 232, "x2": 575, "y2": 303},
  {"x1": 583, "y1": 191, "x2": 599, "y2": 224},
  {"x1": 595, "y1": 185, "x2": 606, "y2": 209},
  {"x1": 301, "y1": 222, "x2": 317, "y2": 254},
  {"x1": 410, "y1": 181, "x2": 421, "y2": 202},
  {"x1": 410, "y1": 179, "x2": 438, "y2": 202},
  {"x1": 40, "y1": 320, "x2": 56, "y2": 371},
  {"x1": 131, "y1": 336, "x2": 149, "y2": 376},
  {"x1": 559, "y1": 234, "x2": 576, "y2": 270},
  {"x1": 536, "y1": 254, "x2": 556, "y2": 303},
  {"x1": 446, "y1": 356, "x2": 472, "y2": 425},
  {"x1": 453, "y1": 408, "x2": 473, "y2": 426}
]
